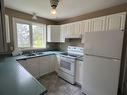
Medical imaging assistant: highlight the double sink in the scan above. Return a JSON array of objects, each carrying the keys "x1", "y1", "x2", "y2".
[{"x1": 25, "y1": 52, "x2": 45, "y2": 57}]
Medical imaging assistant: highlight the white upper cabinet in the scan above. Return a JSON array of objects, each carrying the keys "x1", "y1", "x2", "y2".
[
  {"x1": 75, "y1": 22, "x2": 82, "y2": 35},
  {"x1": 66, "y1": 22, "x2": 82, "y2": 38},
  {"x1": 60, "y1": 24, "x2": 67, "y2": 42},
  {"x1": 47, "y1": 12, "x2": 126, "y2": 43},
  {"x1": 80, "y1": 20, "x2": 90, "y2": 43},
  {"x1": 106, "y1": 12, "x2": 126, "y2": 31},
  {"x1": 91, "y1": 16, "x2": 106, "y2": 32},
  {"x1": 47, "y1": 25, "x2": 60, "y2": 42}
]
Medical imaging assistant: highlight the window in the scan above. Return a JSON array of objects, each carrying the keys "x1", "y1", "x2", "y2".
[
  {"x1": 17, "y1": 23, "x2": 30, "y2": 48},
  {"x1": 13, "y1": 18, "x2": 46, "y2": 50}
]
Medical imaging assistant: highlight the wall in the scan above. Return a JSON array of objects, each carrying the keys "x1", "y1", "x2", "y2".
[
  {"x1": 59, "y1": 39, "x2": 83, "y2": 51},
  {"x1": 58, "y1": 3, "x2": 127, "y2": 24}
]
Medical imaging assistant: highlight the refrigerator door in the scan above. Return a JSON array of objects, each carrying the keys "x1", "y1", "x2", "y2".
[
  {"x1": 82, "y1": 55, "x2": 121, "y2": 95},
  {"x1": 84, "y1": 31, "x2": 124, "y2": 59}
]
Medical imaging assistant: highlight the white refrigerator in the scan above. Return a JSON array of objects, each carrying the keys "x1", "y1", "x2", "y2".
[{"x1": 82, "y1": 31, "x2": 124, "y2": 95}]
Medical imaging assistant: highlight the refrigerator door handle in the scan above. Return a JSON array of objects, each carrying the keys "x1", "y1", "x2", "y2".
[{"x1": 85, "y1": 54, "x2": 120, "y2": 60}]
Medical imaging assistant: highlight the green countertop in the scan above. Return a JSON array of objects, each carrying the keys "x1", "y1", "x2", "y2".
[
  {"x1": 16, "y1": 51, "x2": 64, "y2": 60},
  {"x1": 0, "y1": 56, "x2": 47, "y2": 95}
]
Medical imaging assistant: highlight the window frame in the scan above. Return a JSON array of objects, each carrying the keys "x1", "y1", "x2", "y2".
[{"x1": 13, "y1": 17, "x2": 47, "y2": 51}]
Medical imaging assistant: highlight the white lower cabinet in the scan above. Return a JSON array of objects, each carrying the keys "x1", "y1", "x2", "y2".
[
  {"x1": 27, "y1": 58, "x2": 40, "y2": 78},
  {"x1": 49, "y1": 55, "x2": 57, "y2": 73},
  {"x1": 18, "y1": 55, "x2": 58, "y2": 78},
  {"x1": 18, "y1": 59, "x2": 28, "y2": 69},
  {"x1": 55, "y1": 55, "x2": 60, "y2": 73},
  {"x1": 39, "y1": 56, "x2": 51, "y2": 76},
  {"x1": 76, "y1": 60, "x2": 84, "y2": 85}
]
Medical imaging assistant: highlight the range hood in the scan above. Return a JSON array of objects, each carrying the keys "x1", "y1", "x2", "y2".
[{"x1": 65, "y1": 34, "x2": 82, "y2": 39}]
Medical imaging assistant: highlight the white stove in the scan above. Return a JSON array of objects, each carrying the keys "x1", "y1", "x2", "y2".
[{"x1": 58, "y1": 46, "x2": 84, "y2": 84}]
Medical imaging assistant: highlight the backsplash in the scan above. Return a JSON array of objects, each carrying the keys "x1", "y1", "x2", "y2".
[
  {"x1": 22, "y1": 42, "x2": 60, "y2": 54},
  {"x1": 59, "y1": 38, "x2": 83, "y2": 51}
]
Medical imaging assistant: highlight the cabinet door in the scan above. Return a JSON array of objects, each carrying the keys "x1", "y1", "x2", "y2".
[
  {"x1": 18, "y1": 59, "x2": 28, "y2": 70},
  {"x1": 91, "y1": 16, "x2": 106, "y2": 32},
  {"x1": 60, "y1": 24, "x2": 67, "y2": 42},
  {"x1": 106, "y1": 12, "x2": 126, "y2": 31},
  {"x1": 55, "y1": 55, "x2": 60, "y2": 73},
  {"x1": 76, "y1": 60, "x2": 83, "y2": 85},
  {"x1": 49, "y1": 55, "x2": 56, "y2": 73},
  {"x1": 75, "y1": 22, "x2": 81, "y2": 35},
  {"x1": 39, "y1": 56, "x2": 50, "y2": 76},
  {"x1": 67, "y1": 23, "x2": 73, "y2": 37},
  {"x1": 27, "y1": 58, "x2": 40, "y2": 78},
  {"x1": 47, "y1": 25, "x2": 60, "y2": 42},
  {"x1": 80, "y1": 20, "x2": 90, "y2": 43}
]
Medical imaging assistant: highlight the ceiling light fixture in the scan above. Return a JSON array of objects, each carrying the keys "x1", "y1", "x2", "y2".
[
  {"x1": 50, "y1": 0, "x2": 59, "y2": 15},
  {"x1": 32, "y1": 13, "x2": 37, "y2": 20}
]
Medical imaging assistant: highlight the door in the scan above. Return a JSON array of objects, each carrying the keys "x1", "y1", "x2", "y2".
[
  {"x1": 84, "y1": 31, "x2": 124, "y2": 59},
  {"x1": 82, "y1": 55, "x2": 120, "y2": 95}
]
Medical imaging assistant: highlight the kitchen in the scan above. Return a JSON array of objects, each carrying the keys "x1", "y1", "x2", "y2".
[{"x1": 0, "y1": 0, "x2": 127, "y2": 95}]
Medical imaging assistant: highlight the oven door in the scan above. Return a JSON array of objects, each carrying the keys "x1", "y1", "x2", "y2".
[{"x1": 60, "y1": 56, "x2": 75, "y2": 76}]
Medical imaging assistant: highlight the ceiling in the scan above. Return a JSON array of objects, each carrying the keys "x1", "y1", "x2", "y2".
[{"x1": 4, "y1": 0, "x2": 127, "y2": 21}]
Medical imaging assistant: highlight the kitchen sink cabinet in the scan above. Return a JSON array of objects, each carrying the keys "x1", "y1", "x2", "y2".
[
  {"x1": 39, "y1": 56, "x2": 50, "y2": 76},
  {"x1": 18, "y1": 59, "x2": 28, "y2": 70},
  {"x1": 18, "y1": 55, "x2": 57, "y2": 78},
  {"x1": 27, "y1": 58, "x2": 40, "y2": 78},
  {"x1": 39, "y1": 55, "x2": 57, "y2": 76}
]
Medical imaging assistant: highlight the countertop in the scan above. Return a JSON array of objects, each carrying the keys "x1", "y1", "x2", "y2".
[
  {"x1": 0, "y1": 56, "x2": 47, "y2": 95},
  {"x1": 16, "y1": 51, "x2": 64, "y2": 60},
  {"x1": 15, "y1": 51, "x2": 84, "y2": 61}
]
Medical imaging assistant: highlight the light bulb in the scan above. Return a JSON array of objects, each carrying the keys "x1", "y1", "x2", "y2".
[{"x1": 51, "y1": 8, "x2": 57, "y2": 15}]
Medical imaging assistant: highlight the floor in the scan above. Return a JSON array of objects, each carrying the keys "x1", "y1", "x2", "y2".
[{"x1": 38, "y1": 72, "x2": 84, "y2": 95}]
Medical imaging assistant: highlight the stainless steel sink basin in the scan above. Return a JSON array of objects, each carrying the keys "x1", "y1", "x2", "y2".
[
  {"x1": 25, "y1": 53, "x2": 37, "y2": 56},
  {"x1": 24, "y1": 52, "x2": 44, "y2": 57}
]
